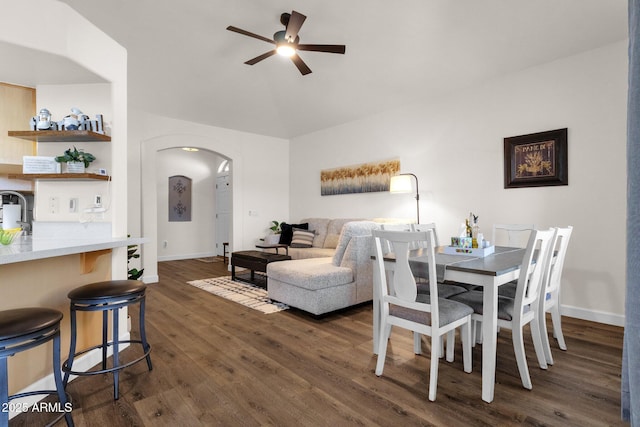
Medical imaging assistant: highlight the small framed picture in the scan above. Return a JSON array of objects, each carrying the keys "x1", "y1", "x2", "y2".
[{"x1": 504, "y1": 128, "x2": 568, "y2": 189}]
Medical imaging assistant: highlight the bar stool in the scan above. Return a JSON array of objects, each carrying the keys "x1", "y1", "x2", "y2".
[
  {"x1": 62, "y1": 280, "x2": 152, "y2": 401},
  {"x1": 0, "y1": 307, "x2": 74, "y2": 426}
]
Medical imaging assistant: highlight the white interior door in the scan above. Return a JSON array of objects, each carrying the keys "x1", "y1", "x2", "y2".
[{"x1": 215, "y1": 173, "x2": 231, "y2": 256}]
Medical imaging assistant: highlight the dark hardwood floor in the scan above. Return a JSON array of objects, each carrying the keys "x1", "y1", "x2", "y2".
[{"x1": 16, "y1": 258, "x2": 625, "y2": 426}]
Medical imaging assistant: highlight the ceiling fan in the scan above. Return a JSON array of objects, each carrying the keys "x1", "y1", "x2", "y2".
[{"x1": 226, "y1": 10, "x2": 346, "y2": 75}]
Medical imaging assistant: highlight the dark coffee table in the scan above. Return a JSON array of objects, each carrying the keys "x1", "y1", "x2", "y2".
[{"x1": 231, "y1": 250, "x2": 291, "y2": 287}]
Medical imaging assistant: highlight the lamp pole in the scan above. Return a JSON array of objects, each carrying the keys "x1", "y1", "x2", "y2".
[{"x1": 399, "y1": 173, "x2": 419, "y2": 224}]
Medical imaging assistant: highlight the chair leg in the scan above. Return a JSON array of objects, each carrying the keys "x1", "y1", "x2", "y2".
[
  {"x1": 550, "y1": 306, "x2": 567, "y2": 351},
  {"x1": 112, "y1": 308, "x2": 120, "y2": 400},
  {"x1": 139, "y1": 297, "x2": 153, "y2": 371},
  {"x1": 512, "y1": 325, "x2": 532, "y2": 389},
  {"x1": 102, "y1": 309, "x2": 108, "y2": 371},
  {"x1": 445, "y1": 330, "x2": 455, "y2": 363},
  {"x1": 375, "y1": 323, "x2": 391, "y2": 376},
  {"x1": 540, "y1": 311, "x2": 554, "y2": 366},
  {"x1": 53, "y1": 332, "x2": 74, "y2": 427},
  {"x1": 530, "y1": 316, "x2": 548, "y2": 370},
  {"x1": 461, "y1": 320, "x2": 472, "y2": 373},
  {"x1": 413, "y1": 332, "x2": 422, "y2": 354},
  {"x1": 474, "y1": 319, "x2": 483, "y2": 345},
  {"x1": 0, "y1": 357, "x2": 8, "y2": 427},
  {"x1": 63, "y1": 308, "x2": 78, "y2": 388},
  {"x1": 428, "y1": 336, "x2": 439, "y2": 401}
]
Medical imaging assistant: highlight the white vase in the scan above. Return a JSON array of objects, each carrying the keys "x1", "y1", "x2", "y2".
[
  {"x1": 64, "y1": 161, "x2": 85, "y2": 173},
  {"x1": 264, "y1": 234, "x2": 281, "y2": 245}
]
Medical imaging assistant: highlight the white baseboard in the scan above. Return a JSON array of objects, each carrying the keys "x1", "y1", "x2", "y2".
[
  {"x1": 142, "y1": 274, "x2": 159, "y2": 284},
  {"x1": 9, "y1": 332, "x2": 130, "y2": 420},
  {"x1": 561, "y1": 304, "x2": 625, "y2": 327},
  {"x1": 157, "y1": 252, "x2": 215, "y2": 262}
]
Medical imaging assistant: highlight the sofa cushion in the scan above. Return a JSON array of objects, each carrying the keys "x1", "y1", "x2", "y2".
[
  {"x1": 267, "y1": 258, "x2": 353, "y2": 291},
  {"x1": 279, "y1": 222, "x2": 308, "y2": 245},
  {"x1": 286, "y1": 247, "x2": 336, "y2": 259},
  {"x1": 290, "y1": 229, "x2": 315, "y2": 248},
  {"x1": 300, "y1": 218, "x2": 331, "y2": 248}
]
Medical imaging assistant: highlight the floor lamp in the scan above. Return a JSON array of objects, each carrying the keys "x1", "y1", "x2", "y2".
[{"x1": 389, "y1": 173, "x2": 420, "y2": 224}]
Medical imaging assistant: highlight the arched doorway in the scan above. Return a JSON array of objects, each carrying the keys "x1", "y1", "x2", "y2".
[{"x1": 140, "y1": 134, "x2": 244, "y2": 283}]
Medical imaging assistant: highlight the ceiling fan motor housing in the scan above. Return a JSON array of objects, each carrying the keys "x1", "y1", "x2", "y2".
[
  {"x1": 274, "y1": 30, "x2": 299, "y2": 45},
  {"x1": 280, "y1": 12, "x2": 291, "y2": 26}
]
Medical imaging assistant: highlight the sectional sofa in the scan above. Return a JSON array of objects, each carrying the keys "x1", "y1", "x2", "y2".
[{"x1": 266, "y1": 220, "x2": 381, "y2": 315}]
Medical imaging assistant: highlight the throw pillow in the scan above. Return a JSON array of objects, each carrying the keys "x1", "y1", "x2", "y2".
[
  {"x1": 279, "y1": 222, "x2": 309, "y2": 245},
  {"x1": 290, "y1": 229, "x2": 315, "y2": 248}
]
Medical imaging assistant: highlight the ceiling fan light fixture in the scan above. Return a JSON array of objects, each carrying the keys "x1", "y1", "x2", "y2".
[{"x1": 276, "y1": 43, "x2": 296, "y2": 57}]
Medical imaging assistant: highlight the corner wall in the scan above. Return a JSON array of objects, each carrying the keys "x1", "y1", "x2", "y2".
[{"x1": 289, "y1": 41, "x2": 628, "y2": 325}]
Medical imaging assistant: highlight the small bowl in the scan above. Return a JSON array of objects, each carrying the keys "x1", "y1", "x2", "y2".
[{"x1": 0, "y1": 227, "x2": 22, "y2": 245}]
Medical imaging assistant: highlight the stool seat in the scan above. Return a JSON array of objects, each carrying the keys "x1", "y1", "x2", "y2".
[
  {"x1": 1, "y1": 307, "x2": 73, "y2": 426},
  {"x1": 0, "y1": 308, "x2": 62, "y2": 341},
  {"x1": 67, "y1": 280, "x2": 146, "y2": 301}
]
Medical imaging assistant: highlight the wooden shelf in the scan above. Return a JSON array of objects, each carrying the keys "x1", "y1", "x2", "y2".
[
  {"x1": 8, "y1": 173, "x2": 110, "y2": 181},
  {"x1": 8, "y1": 130, "x2": 111, "y2": 143}
]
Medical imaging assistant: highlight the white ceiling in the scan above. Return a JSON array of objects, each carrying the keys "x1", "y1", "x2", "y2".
[{"x1": 57, "y1": 0, "x2": 628, "y2": 139}]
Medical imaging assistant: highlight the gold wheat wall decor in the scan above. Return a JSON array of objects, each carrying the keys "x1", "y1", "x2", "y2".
[{"x1": 320, "y1": 158, "x2": 400, "y2": 196}]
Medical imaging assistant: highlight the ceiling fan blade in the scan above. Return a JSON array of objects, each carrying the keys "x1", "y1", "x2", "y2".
[
  {"x1": 291, "y1": 54, "x2": 312, "y2": 75},
  {"x1": 285, "y1": 11, "x2": 306, "y2": 42},
  {"x1": 226, "y1": 26, "x2": 275, "y2": 45},
  {"x1": 245, "y1": 50, "x2": 277, "y2": 65},
  {"x1": 297, "y1": 44, "x2": 346, "y2": 54}
]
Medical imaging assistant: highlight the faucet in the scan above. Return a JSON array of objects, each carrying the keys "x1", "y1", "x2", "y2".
[{"x1": 0, "y1": 191, "x2": 30, "y2": 233}]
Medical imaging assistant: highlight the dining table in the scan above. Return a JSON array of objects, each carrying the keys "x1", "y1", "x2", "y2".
[{"x1": 372, "y1": 245, "x2": 526, "y2": 403}]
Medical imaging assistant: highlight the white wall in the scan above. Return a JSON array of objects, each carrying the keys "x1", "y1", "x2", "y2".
[
  {"x1": 156, "y1": 148, "x2": 218, "y2": 261},
  {"x1": 289, "y1": 41, "x2": 628, "y2": 325},
  {"x1": 128, "y1": 110, "x2": 289, "y2": 282}
]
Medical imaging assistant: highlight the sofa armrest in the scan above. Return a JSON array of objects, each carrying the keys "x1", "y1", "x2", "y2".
[{"x1": 338, "y1": 233, "x2": 375, "y2": 302}]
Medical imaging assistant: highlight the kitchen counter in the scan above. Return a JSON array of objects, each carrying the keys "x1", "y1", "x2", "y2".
[
  {"x1": 0, "y1": 234, "x2": 146, "y2": 398},
  {"x1": 0, "y1": 235, "x2": 146, "y2": 265}
]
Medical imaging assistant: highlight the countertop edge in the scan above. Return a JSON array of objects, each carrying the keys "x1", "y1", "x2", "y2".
[{"x1": 0, "y1": 237, "x2": 149, "y2": 265}]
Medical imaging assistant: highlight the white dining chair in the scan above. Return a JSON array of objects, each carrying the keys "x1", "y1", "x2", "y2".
[
  {"x1": 450, "y1": 228, "x2": 555, "y2": 390},
  {"x1": 372, "y1": 229, "x2": 473, "y2": 401},
  {"x1": 408, "y1": 223, "x2": 468, "y2": 355},
  {"x1": 411, "y1": 223, "x2": 440, "y2": 247},
  {"x1": 539, "y1": 226, "x2": 573, "y2": 365},
  {"x1": 492, "y1": 223, "x2": 535, "y2": 248}
]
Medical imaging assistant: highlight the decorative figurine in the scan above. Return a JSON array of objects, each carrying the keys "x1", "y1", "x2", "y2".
[{"x1": 34, "y1": 108, "x2": 53, "y2": 130}]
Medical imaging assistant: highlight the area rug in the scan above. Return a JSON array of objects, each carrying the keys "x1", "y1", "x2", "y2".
[{"x1": 186, "y1": 276, "x2": 289, "y2": 314}]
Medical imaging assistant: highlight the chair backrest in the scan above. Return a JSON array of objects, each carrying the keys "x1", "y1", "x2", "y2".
[
  {"x1": 513, "y1": 228, "x2": 555, "y2": 319},
  {"x1": 542, "y1": 226, "x2": 573, "y2": 301},
  {"x1": 372, "y1": 229, "x2": 439, "y2": 322},
  {"x1": 378, "y1": 223, "x2": 412, "y2": 253},
  {"x1": 492, "y1": 223, "x2": 535, "y2": 248},
  {"x1": 411, "y1": 223, "x2": 440, "y2": 248}
]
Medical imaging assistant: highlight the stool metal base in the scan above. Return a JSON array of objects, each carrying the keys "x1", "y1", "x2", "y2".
[{"x1": 62, "y1": 281, "x2": 152, "y2": 401}]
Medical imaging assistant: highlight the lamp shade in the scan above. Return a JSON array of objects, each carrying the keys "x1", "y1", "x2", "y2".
[{"x1": 389, "y1": 174, "x2": 413, "y2": 193}]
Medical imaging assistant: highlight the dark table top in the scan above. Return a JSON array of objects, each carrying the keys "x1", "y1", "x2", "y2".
[{"x1": 378, "y1": 246, "x2": 526, "y2": 280}]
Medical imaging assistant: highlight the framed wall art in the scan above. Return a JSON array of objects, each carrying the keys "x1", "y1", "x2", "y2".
[
  {"x1": 504, "y1": 128, "x2": 568, "y2": 189},
  {"x1": 320, "y1": 158, "x2": 400, "y2": 196},
  {"x1": 168, "y1": 175, "x2": 192, "y2": 221}
]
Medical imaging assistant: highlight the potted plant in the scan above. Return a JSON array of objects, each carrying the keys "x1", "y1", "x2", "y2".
[
  {"x1": 263, "y1": 220, "x2": 282, "y2": 245},
  {"x1": 54, "y1": 146, "x2": 96, "y2": 173}
]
